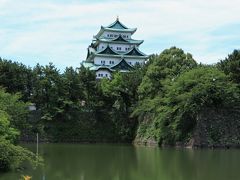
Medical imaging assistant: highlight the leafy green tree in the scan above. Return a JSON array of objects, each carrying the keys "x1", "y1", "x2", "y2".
[
  {"x1": 0, "y1": 88, "x2": 40, "y2": 172},
  {"x1": 138, "y1": 47, "x2": 197, "y2": 99},
  {"x1": 217, "y1": 49, "x2": 240, "y2": 84},
  {"x1": 0, "y1": 58, "x2": 33, "y2": 101},
  {"x1": 100, "y1": 69, "x2": 144, "y2": 141},
  {"x1": 0, "y1": 89, "x2": 30, "y2": 134},
  {"x1": 63, "y1": 67, "x2": 84, "y2": 104},
  {"x1": 154, "y1": 67, "x2": 240, "y2": 144},
  {"x1": 133, "y1": 47, "x2": 197, "y2": 124},
  {"x1": 0, "y1": 111, "x2": 19, "y2": 143},
  {"x1": 31, "y1": 63, "x2": 64, "y2": 121},
  {"x1": 78, "y1": 66, "x2": 99, "y2": 110}
]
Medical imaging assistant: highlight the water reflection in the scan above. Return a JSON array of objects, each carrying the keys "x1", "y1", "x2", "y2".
[{"x1": 1, "y1": 144, "x2": 239, "y2": 180}]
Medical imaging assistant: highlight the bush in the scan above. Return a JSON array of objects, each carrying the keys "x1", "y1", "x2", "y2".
[{"x1": 0, "y1": 138, "x2": 39, "y2": 171}]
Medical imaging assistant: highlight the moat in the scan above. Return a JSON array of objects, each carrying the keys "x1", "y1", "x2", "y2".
[{"x1": 1, "y1": 143, "x2": 239, "y2": 180}]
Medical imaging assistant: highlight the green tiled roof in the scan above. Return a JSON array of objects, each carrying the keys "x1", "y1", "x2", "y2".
[
  {"x1": 124, "y1": 46, "x2": 146, "y2": 56},
  {"x1": 112, "y1": 35, "x2": 128, "y2": 42},
  {"x1": 106, "y1": 19, "x2": 128, "y2": 29},
  {"x1": 82, "y1": 61, "x2": 94, "y2": 68},
  {"x1": 94, "y1": 54, "x2": 147, "y2": 59},
  {"x1": 82, "y1": 59, "x2": 133, "y2": 72},
  {"x1": 97, "y1": 27, "x2": 137, "y2": 35},
  {"x1": 97, "y1": 45, "x2": 119, "y2": 55},
  {"x1": 96, "y1": 37, "x2": 143, "y2": 45},
  {"x1": 82, "y1": 61, "x2": 111, "y2": 71},
  {"x1": 91, "y1": 66, "x2": 112, "y2": 71},
  {"x1": 93, "y1": 45, "x2": 148, "y2": 58},
  {"x1": 111, "y1": 59, "x2": 133, "y2": 71},
  {"x1": 94, "y1": 19, "x2": 137, "y2": 39}
]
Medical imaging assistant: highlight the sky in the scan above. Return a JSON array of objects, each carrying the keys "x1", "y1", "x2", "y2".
[{"x1": 0, "y1": 0, "x2": 240, "y2": 70}]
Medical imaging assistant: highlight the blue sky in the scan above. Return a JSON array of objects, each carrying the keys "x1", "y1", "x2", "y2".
[{"x1": 0, "y1": 0, "x2": 240, "y2": 70}]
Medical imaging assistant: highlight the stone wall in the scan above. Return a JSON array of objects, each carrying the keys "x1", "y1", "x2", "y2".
[{"x1": 190, "y1": 107, "x2": 240, "y2": 148}]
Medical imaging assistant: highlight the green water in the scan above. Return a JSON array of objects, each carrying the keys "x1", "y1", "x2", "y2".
[{"x1": 0, "y1": 143, "x2": 239, "y2": 180}]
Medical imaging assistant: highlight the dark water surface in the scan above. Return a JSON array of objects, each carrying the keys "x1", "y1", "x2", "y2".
[{"x1": 0, "y1": 143, "x2": 239, "y2": 180}]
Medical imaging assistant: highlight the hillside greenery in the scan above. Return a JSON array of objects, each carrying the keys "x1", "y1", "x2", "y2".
[
  {"x1": 134, "y1": 48, "x2": 240, "y2": 145},
  {"x1": 1, "y1": 47, "x2": 240, "y2": 171}
]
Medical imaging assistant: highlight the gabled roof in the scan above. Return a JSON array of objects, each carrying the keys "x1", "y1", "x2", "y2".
[
  {"x1": 97, "y1": 45, "x2": 119, "y2": 55},
  {"x1": 93, "y1": 66, "x2": 112, "y2": 71},
  {"x1": 95, "y1": 37, "x2": 144, "y2": 45},
  {"x1": 106, "y1": 18, "x2": 128, "y2": 29},
  {"x1": 82, "y1": 61, "x2": 113, "y2": 71},
  {"x1": 94, "y1": 18, "x2": 137, "y2": 38},
  {"x1": 93, "y1": 45, "x2": 148, "y2": 59},
  {"x1": 111, "y1": 59, "x2": 133, "y2": 71},
  {"x1": 94, "y1": 27, "x2": 137, "y2": 39},
  {"x1": 124, "y1": 46, "x2": 147, "y2": 56},
  {"x1": 112, "y1": 35, "x2": 129, "y2": 42}
]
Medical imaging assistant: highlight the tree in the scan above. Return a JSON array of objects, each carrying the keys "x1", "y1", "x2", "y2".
[
  {"x1": 0, "y1": 88, "x2": 39, "y2": 172},
  {"x1": 31, "y1": 63, "x2": 63, "y2": 121},
  {"x1": 0, "y1": 89, "x2": 30, "y2": 134},
  {"x1": 78, "y1": 66, "x2": 98, "y2": 108},
  {"x1": 133, "y1": 47, "x2": 197, "y2": 122},
  {"x1": 154, "y1": 67, "x2": 240, "y2": 144},
  {"x1": 0, "y1": 58, "x2": 33, "y2": 101},
  {"x1": 217, "y1": 49, "x2": 240, "y2": 84},
  {"x1": 138, "y1": 47, "x2": 197, "y2": 99},
  {"x1": 100, "y1": 69, "x2": 144, "y2": 141}
]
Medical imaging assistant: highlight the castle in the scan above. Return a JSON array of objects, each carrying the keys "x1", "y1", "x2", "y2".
[{"x1": 82, "y1": 17, "x2": 148, "y2": 79}]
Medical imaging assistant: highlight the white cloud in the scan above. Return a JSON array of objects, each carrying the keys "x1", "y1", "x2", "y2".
[{"x1": 0, "y1": 0, "x2": 240, "y2": 69}]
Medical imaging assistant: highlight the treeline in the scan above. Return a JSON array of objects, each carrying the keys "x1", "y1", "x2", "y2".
[
  {"x1": 0, "y1": 47, "x2": 240, "y2": 149},
  {"x1": 133, "y1": 48, "x2": 240, "y2": 146},
  {"x1": 0, "y1": 58, "x2": 141, "y2": 143}
]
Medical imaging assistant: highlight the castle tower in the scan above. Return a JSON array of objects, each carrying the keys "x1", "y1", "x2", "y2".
[{"x1": 82, "y1": 18, "x2": 148, "y2": 79}]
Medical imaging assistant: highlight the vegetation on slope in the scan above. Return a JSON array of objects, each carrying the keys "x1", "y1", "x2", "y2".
[
  {"x1": 0, "y1": 48, "x2": 240, "y2": 151},
  {"x1": 134, "y1": 48, "x2": 240, "y2": 146}
]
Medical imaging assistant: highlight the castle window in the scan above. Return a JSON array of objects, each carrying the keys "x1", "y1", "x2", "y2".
[
  {"x1": 101, "y1": 60, "x2": 105, "y2": 64},
  {"x1": 105, "y1": 74, "x2": 108, "y2": 77},
  {"x1": 114, "y1": 35, "x2": 118, "y2": 37},
  {"x1": 117, "y1": 47, "x2": 122, "y2": 50}
]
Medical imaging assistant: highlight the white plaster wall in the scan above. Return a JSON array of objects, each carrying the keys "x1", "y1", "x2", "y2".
[
  {"x1": 110, "y1": 43, "x2": 132, "y2": 52},
  {"x1": 101, "y1": 31, "x2": 132, "y2": 39},
  {"x1": 96, "y1": 70, "x2": 111, "y2": 79},
  {"x1": 94, "y1": 56, "x2": 121, "y2": 66},
  {"x1": 97, "y1": 43, "x2": 107, "y2": 51},
  {"x1": 98, "y1": 42, "x2": 133, "y2": 52},
  {"x1": 125, "y1": 58, "x2": 145, "y2": 66},
  {"x1": 94, "y1": 56, "x2": 146, "y2": 66}
]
